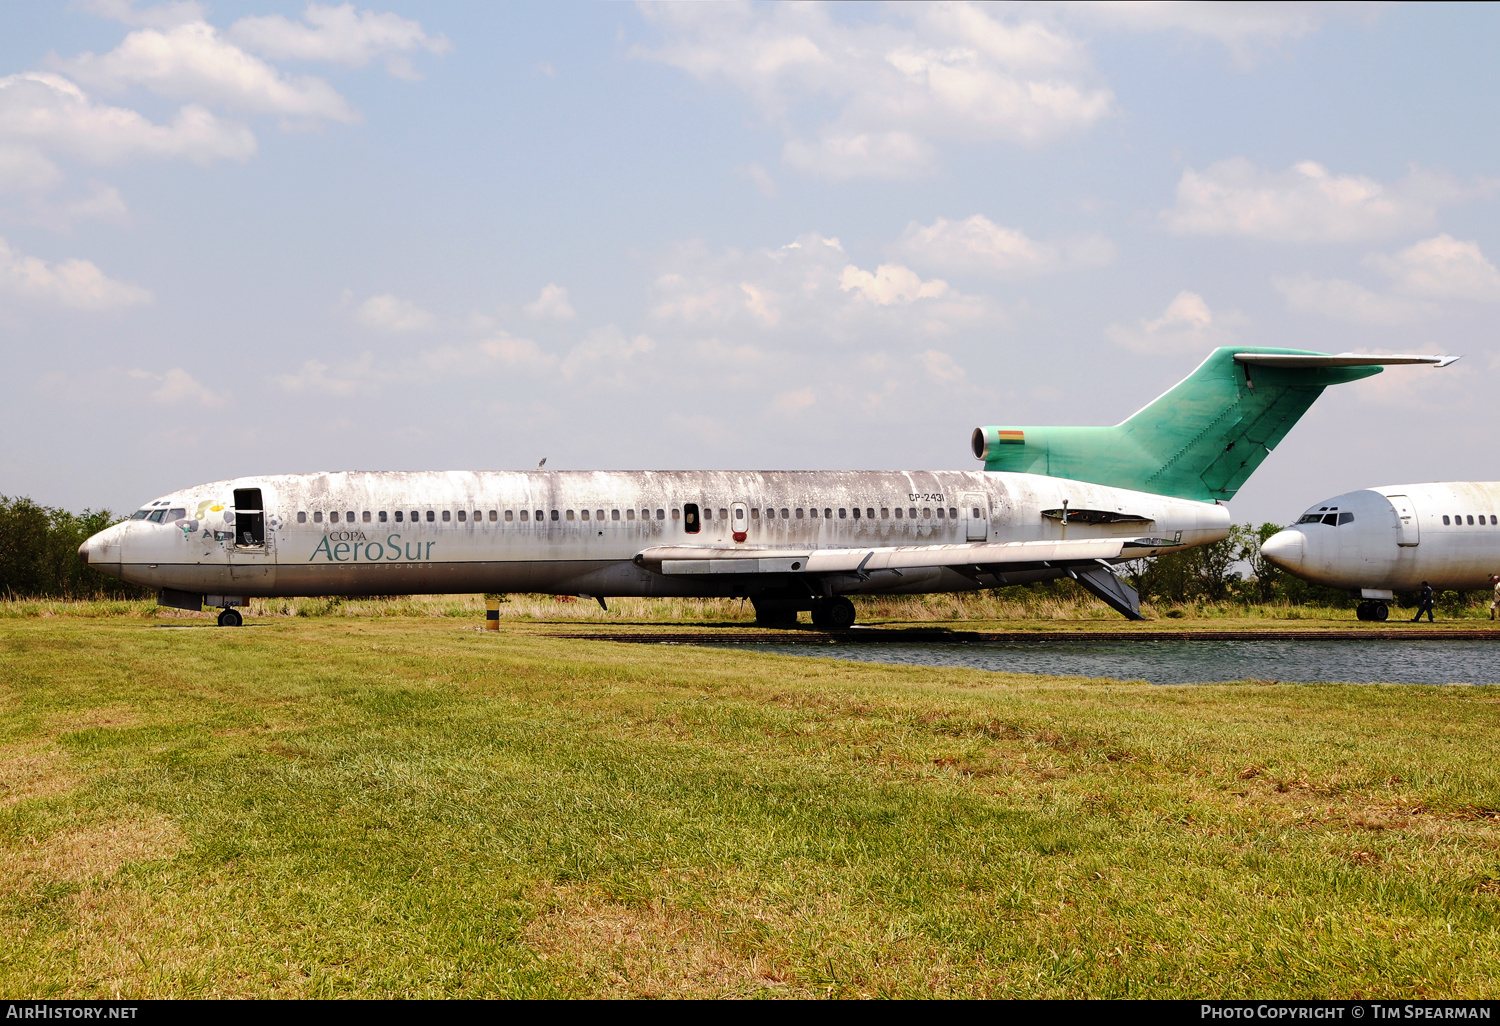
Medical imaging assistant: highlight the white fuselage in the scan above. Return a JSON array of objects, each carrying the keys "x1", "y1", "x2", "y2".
[
  {"x1": 1260, "y1": 482, "x2": 1500, "y2": 596},
  {"x1": 80, "y1": 469, "x2": 1229, "y2": 602}
]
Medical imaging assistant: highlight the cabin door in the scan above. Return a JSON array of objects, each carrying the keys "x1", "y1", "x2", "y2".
[
  {"x1": 731, "y1": 502, "x2": 748, "y2": 542},
  {"x1": 1388, "y1": 495, "x2": 1419, "y2": 546},
  {"x1": 228, "y1": 486, "x2": 277, "y2": 587},
  {"x1": 962, "y1": 492, "x2": 989, "y2": 541}
]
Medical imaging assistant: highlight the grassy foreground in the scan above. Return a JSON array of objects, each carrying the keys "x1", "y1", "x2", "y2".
[{"x1": 2, "y1": 617, "x2": 1499, "y2": 998}]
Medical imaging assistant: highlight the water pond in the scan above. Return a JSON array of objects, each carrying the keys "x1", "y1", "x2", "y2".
[{"x1": 710, "y1": 637, "x2": 1500, "y2": 686}]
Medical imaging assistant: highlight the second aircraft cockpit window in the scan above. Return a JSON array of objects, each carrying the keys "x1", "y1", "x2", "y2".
[{"x1": 133, "y1": 508, "x2": 186, "y2": 523}]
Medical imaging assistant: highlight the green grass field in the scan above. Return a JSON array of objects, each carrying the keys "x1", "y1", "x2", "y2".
[{"x1": 3, "y1": 613, "x2": 1499, "y2": 997}]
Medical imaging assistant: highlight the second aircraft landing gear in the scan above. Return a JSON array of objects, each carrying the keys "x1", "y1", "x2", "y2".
[
  {"x1": 217, "y1": 608, "x2": 243, "y2": 627},
  {"x1": 1355, "y1": 600, "x2": 1389, "y2": 622},
  {"x1": 810, "y1": 596, "x2": 856, "y2": 631}
]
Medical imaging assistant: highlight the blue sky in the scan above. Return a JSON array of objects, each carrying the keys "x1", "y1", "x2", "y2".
[{"x1": 2, "y1": 1, "x2": 1497, "y2": 526}]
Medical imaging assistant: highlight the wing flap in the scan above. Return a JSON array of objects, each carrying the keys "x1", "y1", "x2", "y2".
[{"x1": 640, "y1": 537, "x2": 1160, "y2": 576}]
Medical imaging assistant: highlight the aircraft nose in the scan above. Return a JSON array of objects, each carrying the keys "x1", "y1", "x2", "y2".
[
  {"x1": 77, "y1": 539, "x2": 90, "y2": 565},
  {"x1": 1260, "y1": 529, "x2": 1304, "y2": 571}
]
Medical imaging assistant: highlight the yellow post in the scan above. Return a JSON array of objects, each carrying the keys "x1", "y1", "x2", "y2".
[{"x1": 485, "y1": 597, "x2": 500, "y2": 631}]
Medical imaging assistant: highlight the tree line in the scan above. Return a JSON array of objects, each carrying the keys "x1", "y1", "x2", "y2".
[{"x1": 0, "y1": 495, "x2": 150, "y2": 599}]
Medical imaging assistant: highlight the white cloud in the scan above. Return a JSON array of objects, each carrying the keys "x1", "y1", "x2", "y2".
[
  {"x1": 524, "y1": 283, "x2": 577, "y2": 321},
  {"x1": 741, "y1": 162, "x2": 777, "y2": 197},
  {"x1": 1272, "y1": 274, "x2": 1422, "y2": 325},
  {"x1": 1161, "y1": 158, "x2": 1488, "y2": 243},
  {"x1": 128, "y1": 366, "x2": 227, "y2": 406},
  {"x1": 62, "y1": 22, "x2": 357, "y2": 123},
  {"x1": 0, "y1": 145, "x2": 63, "y2": 194},
  {"x1": 0, "y1": 235, "x2": 152, "y2": 309},
  {"x1": 0, "y1": 72, "x2": 256, "y2": 168},
  {"x1": 650, "y1": 232, "x2": 996, "y2": 341},
  {"x1": 561, "y1": 325, "x2": 654, "y2": 379},
  {"x1": 636, "y1": 2, "x2": 1115, "y2": 180},
  {"x1": 896, "y1": 214, "x2": 1113, "y2": 276},
  {"x1": 1065, "y1": 2, "x2": 1360, "y2": 67},
  {"x1": 1106, "y1": 290, "x2": 1241, "y2": 353},
  {"x1": 83, "y1": 0, "x2": 208, "y2": 29},
  {"x1": 916, "y1": 349, "x2": 967, "y2": 383},
  {"x1": 354, "y1": 293, "x2": 436, "y2": 332},
  {"x1": 839, "y1": 263, "x2": 950, "y2": 305},
  {"x1": 275, "y1": 332, "x2": 558, "y2": 396},
  {"x1": 228, "y1": 4, "x2": 451, "y2": 79},
  {"x1": 1366, "y1": 234, "x2": 1500, "y2": 301}
]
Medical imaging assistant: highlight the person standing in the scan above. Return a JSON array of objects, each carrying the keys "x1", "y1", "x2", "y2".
[
  {"x1": 1491, "y1": 574, "x2": 1500, "y2": 621},
  {"x1": 1412, "y1": 581, "x2": 1435, "y2": 623}
]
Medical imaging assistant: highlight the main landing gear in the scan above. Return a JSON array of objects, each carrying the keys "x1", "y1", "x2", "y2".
[
  {"x1": 216, "y1": 608, "x2": 243, "y2": 627},
  {"x1": 1355, "y1": 600, "x2": 1389, "y2": 622},
  {"x1": 811, "y1": 596, "x2": 857, "y2": 631},
  {"x1": 750, "y1": 595, "x2": 858, "y2": 630}
]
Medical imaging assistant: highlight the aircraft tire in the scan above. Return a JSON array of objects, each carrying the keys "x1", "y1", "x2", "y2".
[
  {"x1": 1373, "y1": 603, "x2": 1389, "y2": 622},
  {"x1": 1355, "y1": 602, "x2": 1371, "y2": 621},
  {"x1": 217, "y1": 608, "x2": 243, "y2": 628},
  {"x1": 827, "y1": 596, "x2": 856, "y2": 631}
]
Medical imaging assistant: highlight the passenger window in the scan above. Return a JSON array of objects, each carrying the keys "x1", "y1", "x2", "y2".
[
  {"x1": 1338, "y1": 512, "x2": 1354, "y2": 525},
  {"x1": 923, "y1": 508, "x2": 932, "y2": 519},
  {"x1": 795, "y1": 508, "x2": 804, "y2": 519},
  {"x1": 314, "y1": 511, "x2": 324, "y2": 523},
  {"x1": 551, "y1": 510, "x2": 559, "y2": 521},
  {"x1": 330, "y1": 511, "x2": 340, "y2": 524},
  {"x1": 362, "y1": 511, "x2": 371, "y2": 523},
  {"x1": 346, "y1": 511, "x2": 354, "y2": 522},
  {"x1": 735, "y1": 507, "x2": 745, "y2": 521},
  {"x1": 1468, "y1": 515, "x2": 1475, "y2": 525},
  {"x1": 1492, "y1": 515, "x2": 1498, "y2": 525},
  {"x1": 656, "y1": 509, "x2": 665, "y2": 520},
  {"x1": 894, "y1": 508, "x2": 903, "y2": 519},
  {"x1": 626, "y1": 509, "x2": 635, "y2": 521},
  {"x1": 394, "y1": 511, "x2": 402, "y2": 523},
  {"x1": 505, "y1": 510, "x2": 514, "y2": 522},
  {"x1": 297, "y1": 511, "x2": 307, "y2": 524},
  {"x1": 936, "y1": 508, "x2": 945, "y2": 519},
  {"x1": 580, "y1": 510, "x2": 589, "y2": 521},
  {"x1": 909, "y1": 508, "x2": 917, "y2": 518},
  {"x1": 457, "y1": 510, "x2": 466, "y2": 522},
  {"x1": 596, "y1": 510, "x2": 604, "y2": 521},
  {"x1": 971, "y1": 507, "x2": 980, "y2": 519},
  {"x1": 612, "y1": 510, "x2": 620, "y2": 521},
  {"x1": 851, "y1": 508, "x2": 860, "y2": 519},
  {"x1": 442, "y1": 510, "x2": 452, "y2": 522},
  {"x1": 567, "y1": 510, "x2": 576, "y2": 521},
  {"x1": 519, "y1": 510, "x2": 528, "y2": 521},
  {"x1": 379, "y1": 511, "x2": 388, "y2": 523},
  {"x1": 671, "y1": 508, "x2": 680, "y2": 520},
  {"x1": 867, "y1": 508, "x2": 875, "y2": 519},
  {"x1": 949, "y1": 508, "x2": 958, "y2": 519},
  {"x1": 750, "y1": 508, "x2": 760, "y2": 520},
  {"x1": 426, "y1": 510, "x2": 435, "y2": 522},
  {"x1": 1443, "y1": 516, "x2": 1451, "y2": 525},
  {"x1": 718, "y1": 508, "x2": 727, "y2": 521},
  {"x1": 781, "y1": 508, "x2": 789, "y2": 519},
  {"x1": 881, "y1": 508, "x2": 889, "y2": 519},
  {"x1": 824, "y1": 508, "x2": 832, "y2": 519}
]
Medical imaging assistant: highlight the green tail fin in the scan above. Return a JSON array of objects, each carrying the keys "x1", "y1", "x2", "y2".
[{"x1": 971, "y1": 347, "x2": 1382, "y2": 501}]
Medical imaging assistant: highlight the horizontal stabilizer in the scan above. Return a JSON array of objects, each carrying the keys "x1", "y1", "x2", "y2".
[{"x1": 1234, "y1": 352, "x2": 1458, "y2": 368}]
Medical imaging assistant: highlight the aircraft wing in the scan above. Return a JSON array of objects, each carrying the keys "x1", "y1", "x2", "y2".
[
  {"x1": 635, "y1": 537, "x2": 1169, "y2": 576},
  {"x1": 1233, "y1": 352, "x2": 1460, "y2": 368}
]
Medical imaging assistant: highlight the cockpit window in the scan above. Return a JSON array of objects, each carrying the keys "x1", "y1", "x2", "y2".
[
  {"x1": 1297, "y1": 514, "x2": 1322, "y2": 524},
  {"x1": 130, "y1": 509, "x2": 151, "y2": 520},
  {"x1": 165, "y1": 508, "x2": 186, "y2": 523},
  {"x1": 147, "y1": 509, "x2": 166, "y2": 522},
  {"x1": 1337, "y1": 511, "x2": 1354, "y2": 525},
  {"x1": 1321, "y1": 513, "x2": 1338, "y2": 526}
]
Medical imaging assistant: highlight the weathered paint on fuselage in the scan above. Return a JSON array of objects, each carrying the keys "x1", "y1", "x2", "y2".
[
  {"x1": 83, "y1": 469, "x2": 1231, "y2": 600},
  {"x1": 1261, "y1": 482, "x2": 1500, "y2": 593}
]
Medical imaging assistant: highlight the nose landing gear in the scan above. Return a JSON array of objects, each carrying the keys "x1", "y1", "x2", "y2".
[
  {"x1": 1355, "y1": 601, "x2": 1389, "y2": 622},
  {"x1": 216, "y1": 608, "x2": 243, "y2": 627}
]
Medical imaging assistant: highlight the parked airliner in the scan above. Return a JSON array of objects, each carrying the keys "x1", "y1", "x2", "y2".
[
  {"x1": 1260, "y1": 482, "x2": 1500, "y2": 620},
  {"x1": 77, "y1": 347, "x2": 1451, "y2": 628}
]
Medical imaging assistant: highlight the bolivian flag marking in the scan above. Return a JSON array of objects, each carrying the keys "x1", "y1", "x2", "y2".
[{"x1": 996, "y1": 430, "x2": 1025, "y2": 444}]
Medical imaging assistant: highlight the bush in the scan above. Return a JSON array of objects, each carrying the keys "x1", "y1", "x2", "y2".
[{"x1": 0, "y1": 495, "x2": 151, "y2": 600}]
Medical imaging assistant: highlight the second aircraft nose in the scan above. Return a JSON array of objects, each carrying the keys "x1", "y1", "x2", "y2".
[{"x1": 1260, "y1": 529, "x2": 1305, "y2": 571}]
